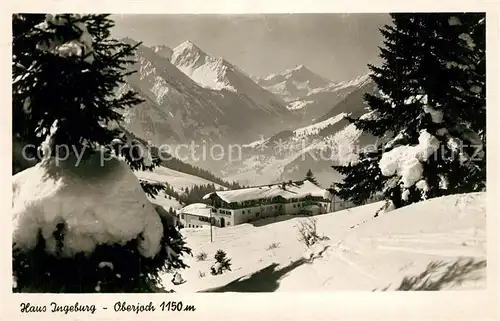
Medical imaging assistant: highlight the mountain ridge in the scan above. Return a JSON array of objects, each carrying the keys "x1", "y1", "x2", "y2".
[{"x1": 119, "y1": 38, "x2": 299, "y2": 146}]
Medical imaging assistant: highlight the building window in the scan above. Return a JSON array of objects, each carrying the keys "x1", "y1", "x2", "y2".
[
  {"x1": 181, "y1": 214, "x2": 184, "y2": 219},
  {"x1": 242, "y1": 210, "x2": 245, "y2": 214},
  {"x1": 293, "y1": 204, "x2": 296, "y2": 208}
]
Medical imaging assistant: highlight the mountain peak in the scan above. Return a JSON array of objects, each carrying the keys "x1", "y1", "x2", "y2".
[{"x1": 174, "y1": 40, "x2": 204, "y2": 53}]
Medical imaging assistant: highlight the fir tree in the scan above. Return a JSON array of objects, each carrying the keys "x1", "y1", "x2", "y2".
[
  {"x1": 12, "y1": 14, "x2": 191, "y2": 292},
  {"x1": 332, "y1": 149, "x2": 384, "y2": 206},
  {"x1": 333, "y1": 13, "x2": 486, "y2": 209},
  {"x1": 305, "y1": 169, "x2": 318, "y2": 185},
  {"x1": 210, "y1": 250, "x2": 232, "y2": 275}
]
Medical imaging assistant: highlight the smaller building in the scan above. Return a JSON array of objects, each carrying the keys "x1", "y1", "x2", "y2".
[
  {"x1": 177, "y1": 203, "x2": 212, "y2": 229},
  {"x1": 177, "y1": 202, "x2": 232, "y2": 228}
]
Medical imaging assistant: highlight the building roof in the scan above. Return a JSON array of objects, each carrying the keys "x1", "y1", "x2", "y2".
[
  {"x1": 202, "y1": 180, "x2": 331, "y2": 204},
  {"x1": 178, "y1": 203, "x2": 212, "y2": 218}
]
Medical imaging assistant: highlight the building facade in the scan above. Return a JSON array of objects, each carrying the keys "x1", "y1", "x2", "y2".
[
  {"x1": 202, "y1": 180, "x2": 333, "y2": 227},
  {"x1": 177, "y1": 203, "x2": 232, "y2": 228}
]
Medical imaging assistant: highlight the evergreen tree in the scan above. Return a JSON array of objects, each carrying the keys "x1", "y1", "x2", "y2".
[
  {"x1": 210, "y1": 250, "x2": 232, "y2": 275},
  {"x1": 305, "y1": 169, "x2": 318, "y2": 185},
  {"x1": 333, "y1": 13, "x2": 486, "y2": 209},
  {"x1": 332, "y1": 149, "x2": 384, "y2": 206},
  {"x1": 12, "y1": 14, "x2": 191, "y2": 292}
]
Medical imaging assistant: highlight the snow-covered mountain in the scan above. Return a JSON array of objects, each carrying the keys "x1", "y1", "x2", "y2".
[
  {"x1": 171, "y1": 40, "x2": 291, "y2": 116},
  {"x1": 151, "y1": 44, "x2": 173, "y2": 61},
  {"x1": 221, "y1": 78, "x2": 379, "y2": 187},
  {"x1": 119, "y1": 38, "x2": 297, "y2": 146},
  {"x1": 289, "y1": 74, "x2": 373, "y2": 124},
  {"x1": 254, "y1": 65, "x2": 332, "y2": 102},
  {"x1": 255, "y1": 65, "x2": 374, "y2": 124}
]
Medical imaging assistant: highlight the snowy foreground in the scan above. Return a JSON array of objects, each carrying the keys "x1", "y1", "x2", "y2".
[{"x1": 163, "y1": 192, "x2": 486, "y2": 292}]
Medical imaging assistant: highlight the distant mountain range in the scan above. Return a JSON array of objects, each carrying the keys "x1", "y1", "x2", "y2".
[
  {"x1": 118, "y1": 37, "x2": 378, "y2": 187},
  {"x1": 120, "y1": 38, "x2": 297, "y2": 146},
  {"x1": 254, "y1": 64, "x2": 331, "y2": 102},
  {"x1": 255, "y1": 66, "x2": 373, "y2": 124},
  {"x1": 220, "y1": 78, "x2": 380, "y2": 188}
]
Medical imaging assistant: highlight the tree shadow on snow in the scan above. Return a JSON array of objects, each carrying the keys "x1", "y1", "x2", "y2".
[
  {"x1": 199, "y1": 252, "x2": 327, "y2": 292},
  {"x1": 374, "y1": 257, "x2": 486, "y2": 291}
]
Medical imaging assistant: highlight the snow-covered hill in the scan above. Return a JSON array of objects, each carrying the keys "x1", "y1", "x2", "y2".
[
  {"x1": 135, "y1": 165, "x2": 226, "y2": 211},
  {"x1": 163, "y1": 192, "x2": 486, "y2": 292},
  {"x1": 135, "y1": 165, "x2": 225, "y2": 194},
  {"x1": 254, "y1": 65, "x2": 331, "y2": 102},
  {"x1": 120, "y1": 38, "x2": 297, "y2": 146}
]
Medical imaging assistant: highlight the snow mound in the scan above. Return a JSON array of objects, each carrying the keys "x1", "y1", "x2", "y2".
[
  {"x1": 12, "y1": 150, "x2": 163, "y2": 258},
  {"x1": 379, "y1": 130, "x2": 441, "y2": 188}
]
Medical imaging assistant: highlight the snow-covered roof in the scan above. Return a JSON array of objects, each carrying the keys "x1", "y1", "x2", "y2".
[
  {"x1": 203, "y1": 180, "x2": 331, "y2": 204},
  {"x1": 178, "y1": 203, "x2": 212, "y2": 218}
]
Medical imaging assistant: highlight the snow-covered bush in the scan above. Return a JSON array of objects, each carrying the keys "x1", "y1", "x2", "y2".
[
  {"x1": 210, "y1": 250, "x2": 232, "y2": 275},
  {"x1": 12, "y1": 151, "x2": 191, "y2": 292},
  {"x1": 296, "y1": 217, "x2": 330, "y2": 249},
  {"x1": 266, "y1": 242, "x2": 280, "y2": 250},
  {"x1": 196, "y1": 252, "x2": 208, "y2": 261}
]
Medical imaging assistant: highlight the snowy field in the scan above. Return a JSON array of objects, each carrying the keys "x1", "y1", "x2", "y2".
[
  {"x1": 163, "y1": 192, "x2": 486, "y2": 292},
  {"x1": 135, "y1": 166, "x2": 224, "y2": 193}
]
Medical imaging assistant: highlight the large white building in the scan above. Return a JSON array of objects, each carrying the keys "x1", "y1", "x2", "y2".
[{"x1": 201, "y1": 179, "x2": 334, "y2": 227}]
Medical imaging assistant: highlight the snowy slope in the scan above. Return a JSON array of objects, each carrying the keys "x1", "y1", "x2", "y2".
[
  {"x1": 136, "y1": 165, "x2": 226, "y2": 212},
  {"x1": 255, "y1": 65, "x2": 332, "y2": 102},
  {"x1": 135, "y1": 165, "x2": 225, "y2": 193},
  {"x1": 163, "y1": 192, "x2": 486, "y2": 292},
  {"x1": 149, "y1": 194, "x2": 183, "y2": 211},
  {"x1": 223, "y1": 115, "x2": 370, "y2": 188},
  {"x1": 222, "y1": 84, "x2": 379, "y2": 187}
]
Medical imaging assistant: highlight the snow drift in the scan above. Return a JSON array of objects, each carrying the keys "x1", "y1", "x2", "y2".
[{"x1": 12, "y1": 151, "x2": 163, "y2": 258}]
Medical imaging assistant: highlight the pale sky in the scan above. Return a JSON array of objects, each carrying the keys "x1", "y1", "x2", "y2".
[{"x1": 111, "y1": 14, "x2": 391, "y2": 82}]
